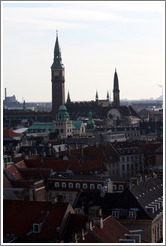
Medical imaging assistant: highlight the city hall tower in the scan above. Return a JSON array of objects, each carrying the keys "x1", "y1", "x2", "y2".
[{"x1": 51, "y1": 31, "x2": 65, "y2": 118}]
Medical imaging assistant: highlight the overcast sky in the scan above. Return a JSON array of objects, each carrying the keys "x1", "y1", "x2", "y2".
[{"x1": 2, "y1": 1, "x2": 165, "y2": 102}]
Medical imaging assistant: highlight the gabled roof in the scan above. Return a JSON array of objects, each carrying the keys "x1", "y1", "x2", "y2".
[
  {"x1": 3, "y1": 173, "x2": 14, "y2": 188},
  {"x1": 3, "y1": 128, "x2": 22, "y2": 138},
  {"x1": 72, "y1": 121, "x2": 83, "y2": 130},
  {"x1": 5, "y1": 164, "x2": 24, "y2": 181},
  {"x1": 3, "y1": 200, "x2": 73, "y2": 241},
  {"x1": 15, "y1": 160, "x2": 28, "y2": 169},
  {"x1": 79, "y1": 216, "x2": 131, "y2": 243},
  {"x1": 26, "y1": 122, "x2": 53, "y2": 133}
]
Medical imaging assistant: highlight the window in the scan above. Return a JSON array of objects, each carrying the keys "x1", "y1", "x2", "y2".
[
  {"x1": 83, "y1": 183, "x2": 87, "y2": 189},
  {"x1": 122, "y1": 165, "x2": 125, "y2": 171},
  {"x1": 62, "y1": 182, "x2": 66, "y2": 188},
  {"x1": 113, "y1": 185, "x2": 117, "y2": 191},
  {"x1": 61, "y1": 129, "x2": 64, "y2": 133},
  {"x1": 69, "y1": 193, "x2": 73, "y2": 201},
  {"x1": 90, "y1": 184, "x2": 95, "y2": 189},
  {"x1": 97, "y1": 184, "x2": 102, "y2": 190},
  {"x1": 112, "y1": 210, "x2": 119, "y2": 219},
  {"x1": 33, "y1": 223, "x2": 41, "y2": 233},
  {"x1": 55, "y1": 182, "x2": 59, "y2": 188},
  {"x1": 76, "y1": 183, "x2": 80, "y2": 189},
  {"x1": 69, "y1": 183, "x2": 73, "y2": 188},
  {"x1": 62, "y1": 193, "x2": 66, "y2": 199},
  {"x1": 48, "y1": 192, "x2": 52, "y2": 199},
  {"x1": 119, "y1": 185, "x2": 124, "y2": 191},
  {"x1": 128, "y1": 211, "x2": 137, "y2": 219}
]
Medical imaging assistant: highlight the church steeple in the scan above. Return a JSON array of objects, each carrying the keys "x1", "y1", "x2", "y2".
[
  {"x1": 95, "y1": 90, "x2": 99, "y2": 101},
  {"x1": 51, "y1": 30, "x2": 63, "y2": 69},
  {"x1": 107, "y1": 91, "x2": 109, "y2": 100},
  {"x1": 67, "y1": 91, "x2": 71, "y2": 104},
  {"x1": 113, "y1": 68, "x2": 120, "y2": 107}
]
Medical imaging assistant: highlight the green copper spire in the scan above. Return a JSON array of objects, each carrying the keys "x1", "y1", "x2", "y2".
[{"x1": 51, "y1": 30, "x2": 63, "y2": 69}]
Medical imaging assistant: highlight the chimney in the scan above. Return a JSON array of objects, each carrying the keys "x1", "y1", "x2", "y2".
[
  {"x1": 86, "y1": 221, "x2": 93, "y2": 231},
  {"x1": 93, "y1": 217, "x2": 103, "y2": 229},
  {"x1": 81, "y1": 229, "x2": 85, "y2": 241},
  {"x1": 72, "y1": 232, "x2": 78, "y2": 243}
]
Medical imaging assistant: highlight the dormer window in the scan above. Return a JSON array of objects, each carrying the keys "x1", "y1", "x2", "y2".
[
  {"x1": 90, "y1": 184, "x2": 95, "y2": 190},
  {"x1": 33, "y1": 223, "x2": 42, "y2": 233},
  {"x1": 129, "y1": 211, "x2": 137, "y2": 219},
  {"x1": 112, "y1": 209, "x2": 120, "y2": 219},
  {"x1": 128, "y1": 208, "x2": 139, "y2": 219}
]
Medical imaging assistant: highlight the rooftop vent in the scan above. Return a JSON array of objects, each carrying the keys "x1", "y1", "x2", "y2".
[
  {"x1": 145, "y1": 206, "x2": 154, "y2": 214},
  {"x1": 119, "y1": 239, "x2": 136, "y2": 243},
  {"x1": 125, "y1": 233, "x2": 141, "y2": 243}
]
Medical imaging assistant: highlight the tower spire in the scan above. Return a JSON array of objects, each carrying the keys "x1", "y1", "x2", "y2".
[
  {"x1": 113, "y1": 68, "x2": 120, "y2": 107},
  {"x1": 51, "y1": 31, "x2": 65, "y2": 118},
  {"x1": 67, "y1": 90, "x2": 71, "y2": 104},
  {"x1": 51, "y1": 30, "x2": 63, "y2": 69},
  {"x1": 95, "y1": 90, "x2": 99, "y2": 101},
  {"x1": 107, "y1": 90, "x2": 109, "y2": 100}
]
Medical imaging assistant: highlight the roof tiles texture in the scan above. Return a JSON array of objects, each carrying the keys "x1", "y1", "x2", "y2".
[
  {"x1": 78, "y1": 216, "x2": 131, "y2": 243},
  {"x1": 3, "y1": 200, "x2": 72, "y2": 241}
]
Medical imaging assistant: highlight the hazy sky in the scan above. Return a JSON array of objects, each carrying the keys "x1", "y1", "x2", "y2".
[{"x1": 2, "y1": 1, "x2": 165, "y2": 102}]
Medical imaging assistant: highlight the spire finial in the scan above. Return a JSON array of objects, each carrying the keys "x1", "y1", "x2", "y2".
[
  {"x1": 115, "y1": 67, "x2": 117, "y2": 72},
  {"x1": 56, "y1": 30, "x2": 58, "y2": 37}
]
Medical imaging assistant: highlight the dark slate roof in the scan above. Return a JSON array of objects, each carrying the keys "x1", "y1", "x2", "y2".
[
  {"x1": 75, "y1": 178, "x2": 163, "y2": 220},
  {"x1": 130, "y1": 178, "x2": 163, "y2": 218},
  {"x1": 113, "y1": 106, "x2": 140, "y2": 118},
  {"x1": 74, "y1": 190, "x2": 151, "y2": 220}
]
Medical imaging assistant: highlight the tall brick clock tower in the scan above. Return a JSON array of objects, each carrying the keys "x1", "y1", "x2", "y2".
[{"x1": 51, "y1": 31, "x2": 65, "y2": 119}]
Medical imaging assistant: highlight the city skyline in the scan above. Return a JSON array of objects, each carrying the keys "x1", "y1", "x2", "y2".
[{"x1": 2, "y1": 1, "x2": 165, "y2": 102}]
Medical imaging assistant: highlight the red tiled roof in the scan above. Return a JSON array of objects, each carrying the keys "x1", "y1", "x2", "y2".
[
  {"x1": 3, "y1": 200, "x2": 73, "y2": 240},
  {"x1": 79, "y1": 216, "x2": 131, "y2": 243},
  {"x1": 25, "y1": 158, "x2": 70, "y2": 172},
  {"x1": 68, "y1": 160, "x2": 102, "y2": 172},
  {"x1": 5, "y1": 164, "x2": 24, "y2": 180},
  {"x1": 25, "y1": 158, "x2": 103, "y2": 173},
  {"x1": 3, "y1": 173, "x2": 14, "y2": 188},
  {"x1": 3, "y1": 128, "x2": 22, "y2": 138},
  {"x1": 15, "y1": 160, "x2": 28, "y2": 169}
]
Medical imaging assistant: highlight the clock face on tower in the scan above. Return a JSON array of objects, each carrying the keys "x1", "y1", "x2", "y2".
[{"x1": 54, "y1": 71, "x2": 59, "y2": 76}]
